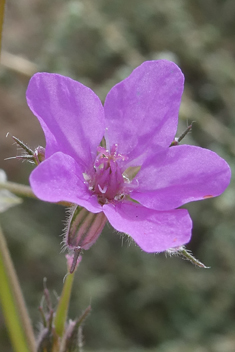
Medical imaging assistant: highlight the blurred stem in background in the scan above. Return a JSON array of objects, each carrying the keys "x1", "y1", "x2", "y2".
[
  {"x1": 0, "y1": 224, "x2": 36, "y2": 352},
  {"x1": 0, "y1": 0, "x2": 37, "y2": 76},
  {"x1": 0, "y1": 181, "x2": 36, "y2": 199},
  {"x1": 0, "y1": 180, "x2": 71, "y2": 206}
]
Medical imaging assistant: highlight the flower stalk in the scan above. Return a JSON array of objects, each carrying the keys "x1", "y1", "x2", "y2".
[
  {"x1": 37, "y1": 257, "x2": 90, "y2": 352},
  {"x1": 54, "y1": 272, "x2": 75, "y2": 337},
  {"x1": 53, "y1": 256, "x2": 82, "y2": 339}
]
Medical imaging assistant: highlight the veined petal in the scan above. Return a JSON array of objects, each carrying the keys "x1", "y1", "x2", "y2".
[
  {"x1": 30, "y1": 152, "x2": 102, "y2": 213},
  {"x1": 103, "y1": 202, "x2": 192, "y2": 252},
  {"x1": 104, "y1": 60, "x2": 184, "y2": 167},
  {"x1": 26, "y1": 73, "x2": 105, "y2": 169},
  {"x1": 132, "y1": 145, "x2": 231, "y2": 211}
]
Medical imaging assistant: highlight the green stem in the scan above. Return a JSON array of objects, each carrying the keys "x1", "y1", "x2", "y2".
[
  {"x1": 0, "y1": 181, "x2": 36, "y2": 199},
  {"x1": 0, "y1": 0, "x2": 6, "y2": 54},
  {"x1": 54, "y1": 272, "x2": 75, "y2": 337},
  {"x1": 0, "y1": 224, "x2": 36, "y2": 352}
]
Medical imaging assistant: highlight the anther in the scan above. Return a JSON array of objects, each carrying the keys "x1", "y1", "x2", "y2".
[{"x1": 98, "y1": 184, "x2": 107, "y2": 194}]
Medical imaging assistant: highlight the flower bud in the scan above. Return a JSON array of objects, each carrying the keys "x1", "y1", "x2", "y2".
[
  {"x1": 11, "y1": 136, "x2": 45, "y2": 164},
  {"x1": 62, "y1": 306, "x2": 91, "y2": 352},
  {"x1": 37, "y1": 327, "x2": 54, "y2": 352},
  {"x1": 65, "y1": 206, "x2": 107, "y2": 272},
  {"x1": 34, "y1": 146, "x2": 45, "y2": 164},
  {"x1": 66, "y1": 206, "x2": 107, "y2": 251}
]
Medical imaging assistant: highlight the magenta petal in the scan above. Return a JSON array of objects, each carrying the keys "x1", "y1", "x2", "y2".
[
  {"x1": 103, "y1": 202, "x2": 192, "y2": 252},
  {"x1": 26, "y1": 73, "x2": 105, "y2": 169},
  {"x1": 104, "y1": 60, "x2": 184, "y2": 166},
  {"x1": 30, "y1": 152, "x2": 102, "y2": 213},
  {"x1": 132, "y1": 145, "x2": 231, "y2": 211}
]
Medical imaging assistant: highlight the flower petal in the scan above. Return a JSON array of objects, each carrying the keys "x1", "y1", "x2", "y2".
[
  {"x1": 26, "y1": 73, "x2": 105, "y2": 169},
  {"x1": 131, "y1": 145, "x2": 231, "y2": 211},
  {"x1": 103, "y1": 202, "x2": 192, "y2": 252},
  {"x1": 30, "y1": 152, "x2": 102, "y2": 213},
  {"x1": 104, "y1": 60, "x2": 184, "y2": 166}
]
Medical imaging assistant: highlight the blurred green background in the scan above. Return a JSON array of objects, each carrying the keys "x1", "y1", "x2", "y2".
[{"x1": 0, "y1": 0, "x2": 235, "y2": 351}]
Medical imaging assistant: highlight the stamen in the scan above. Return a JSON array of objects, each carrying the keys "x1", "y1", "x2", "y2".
[
  {"x1": 83, "y1": 173, "x2": 91, "y2": 182},
  {"x1": 97, "y1": 146, "x2": 107, "y2": 154},
  {"x1": 86, "y1": 143, "x2": 132, "y2": 204},
  {"x1": 110, "y1": 143, "x2": 118, "y2": 156},
  {"x1": 104, "y1": 128, "x2": 110, "y2": 151},
  {"x1": 98, "y1": 184, "x2": 107, "y2": 194}
]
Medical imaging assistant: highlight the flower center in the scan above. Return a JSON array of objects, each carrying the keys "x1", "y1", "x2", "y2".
[{"x1": 85, "y1": 144, "x2": 130, "y2": 205}]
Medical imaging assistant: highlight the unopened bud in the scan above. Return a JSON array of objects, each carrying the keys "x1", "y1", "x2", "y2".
[
  {"x1": 62, "y1": 306, "x2": 91, "y2": 352},
  {"x1": 37, "y1": 310, "x2": 57, "y2": 352},
  {"x1": 37, "y1": 327, "x2": 54, "y2": 352},
  {"x1": 11, "y1": 136, "x2": 45, "y2": 165},
  {"x1": 65, "y1": 206, "x2": 107, "y2": 273},
  {"x1": 34, "y1": 146, "x2": 45, "y2": 164},
  {"x1": 170, "y1": 138, "x2": 179, "y2": 146},
  {"x1": 66, "y1": 206, "x2": 107, "y2": 250},
  {"x1": 170, "y1": 123, "x2": 194, "y2": 147}
]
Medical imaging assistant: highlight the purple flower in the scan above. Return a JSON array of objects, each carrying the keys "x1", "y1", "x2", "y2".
[{"x1": 26, "y1": 60, "x2": 231, "y2": 254}]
